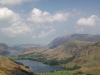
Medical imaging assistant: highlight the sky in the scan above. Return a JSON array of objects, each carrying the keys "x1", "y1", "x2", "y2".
[{"x1": 0, "y1": 0, "x2": 100, "y2": 46}]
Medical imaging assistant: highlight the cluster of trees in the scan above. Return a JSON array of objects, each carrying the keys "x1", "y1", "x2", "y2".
[{"x1": 43, "y1": 59, "x2": 59, "y2": 65}]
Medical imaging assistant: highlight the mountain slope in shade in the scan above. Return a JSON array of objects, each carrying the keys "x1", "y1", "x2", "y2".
[
  {"x1": 0, "y1": 43, "x2": 15, "y2": 55},
  {"x1": 48, "y1": 34, "x2": 100, "y2": 49},
  {"x1": 46, "y1": 41, "x2": 93, "y2": 60},
  {"x1": 0, "y1": 55, "x2": 32, "y2": 75}
]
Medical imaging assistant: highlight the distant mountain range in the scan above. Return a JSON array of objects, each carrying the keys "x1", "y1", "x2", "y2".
[
  {"x1": 48, "y1": 34, "x2": 100, "y2": 48},
  {"x1": 11, "y1": 44, "x2": 45, "y2": 51},
  {"x1": 0, "y1": 43, "x2": 15, "y2": 55}
]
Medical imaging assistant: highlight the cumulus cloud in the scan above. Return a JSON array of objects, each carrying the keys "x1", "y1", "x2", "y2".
[
  {"x1": 38, "y1": 28, "x2": 56, "y2": 38},
  {"x1": 1, "y1": 22, "x2": 33, "y2": 37},
  {"x1": 77, "y1": 15, "x2": 100, "y2": 26},
  {"x1": 0, "y1": 0, "x2": 35, "y2": 6},
  {"x1": 0, "y1": 7, "x2": 21, "y2": 23},
  {"x1": 43, "y1": 26, "x2": 53, "y2": 29},
  {"x1": 27, "y1": 8, "x2": 69, "y2": 23}
]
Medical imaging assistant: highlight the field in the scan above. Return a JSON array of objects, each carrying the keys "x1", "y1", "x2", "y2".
[{"x1": 42, "y1": 70, "x2": 83, "y2": 75}]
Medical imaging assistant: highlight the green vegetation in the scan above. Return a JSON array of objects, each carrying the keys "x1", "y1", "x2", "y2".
[
  {"x1": 43, "y1": 59, "x2": 59, "y2": 66},
  {"x1": 43, "y1": 70, "x2": 84, "y2": 75},
  {"x1": 59, "y1": 56, "x2": 75, "y2": 64},
  {"x1": 0, "y1": 67, "x2": 8, "y2": 71},
  {"x1": 9, "y1": 52, "x2": 76, "y2": 66},
  {"x1": 9, "y1": 52, "x2": 45, "y2": 61}
]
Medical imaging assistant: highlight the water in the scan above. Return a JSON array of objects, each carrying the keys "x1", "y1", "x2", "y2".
[
  {"x1": 4, "y1": 51, "x2": 65, "y2": 73},
  {"x1": 15, "y1": 60, "x2": 65, "y2": 73},
  {"x1": 4, "y1": 50, "x2": 23, "y2": 56}
]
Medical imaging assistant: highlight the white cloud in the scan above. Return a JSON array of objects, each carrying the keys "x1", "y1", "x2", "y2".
[
  {"x1": 43, "y1": 26, "x2": 53, "y2": 29},
  {"x1": 1, "y1": 22, "x2": 33, "y2": 37},
  {"x1": 38, "y1": 28, "x2": 56, "y2": 38},
  {"x1": 27, "y1": 8, "x2": 69, "y2": 23},
  {"x1": 0, "y1": 0, "x2": 35, "y2": 6},
  {"x1": 77, "y1": 15, "x2": 100, "y2": 26},
  {"x1": 0, "y1": 7, "x2": 21, "y2": 23}
]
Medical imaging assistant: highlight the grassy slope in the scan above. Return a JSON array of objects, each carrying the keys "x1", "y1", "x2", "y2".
[
  {"x1": 41, "y1": 42, "x2": 100, "y2": 75},
  {"x1": 64, "y1": 42, "x2": 100, "y2": 75},
  {"x1": 42, "y1": 70, "x2": 82, "y2": 75},
  {"x1": 0, "y1": 55, "x2": 31, "y2": 75},
  {"x1": 46, "y1": 41, "x2": 93, "y2": 60},
  {"x1": 20, "y1": 47, "x2": 53, "y2": 55}
]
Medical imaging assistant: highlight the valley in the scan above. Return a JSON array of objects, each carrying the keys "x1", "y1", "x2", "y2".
[
  {"x1": 6, "y1": 34, "x2": 100, "y2": 75},
  {"x1": 0, "y1": 0, "x2": 100, "y2": 75}
]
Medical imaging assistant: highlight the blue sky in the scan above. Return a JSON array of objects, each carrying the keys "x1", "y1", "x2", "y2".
[{"x1": 0, "y1": 0, "x2": 100, "y2": 45}]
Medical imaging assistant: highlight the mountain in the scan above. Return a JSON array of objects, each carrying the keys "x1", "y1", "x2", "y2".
[
  {"x1": 21, "y1": 34, "x2": 100, "y2": 59},
  {"x1": 46, "y1": 41, "x2": 93, "y2": 60},
  {"x1": 0, "y1": 43, "x2": 15, "y2": 55},
  {"x1": 48, "y1": 34, "x2": 100, "y2": 49},
  {"x1": 11, "y1": 44, "x2": 45, "y2": 51},
  {"x1": 20, "y1": 41, "x2": 93, "y2": 60},
  {"x1": 0, "y1": 55, "x2": 33, "y2": 75},
  {"x1": 19, "y1": 34, "x2": 100, "y2": 59},
  {"x1": 64, "y1": 42, "x2": 100, "y2": 75}
]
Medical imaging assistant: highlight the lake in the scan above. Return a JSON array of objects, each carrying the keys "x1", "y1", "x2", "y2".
[
  {"x1": 4, "y1": 50, "x2": 23, "y2": 56},
  {"x1": 15, "y1": 60, "x2": 65, "y2": 73}
]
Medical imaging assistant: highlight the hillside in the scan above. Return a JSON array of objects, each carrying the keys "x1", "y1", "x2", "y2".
[
  {"x1": 0, "y1": 55, "x2": 33, "y2": 75},
  {"x1": 21, "y1": 34, "x2": 100, "y2": 56},
  {"x1": 0, "y1": 43, "x2": 15, "y2": 55},
  {"x1": 64, "y1": 42, "x2": 100, "y2": 75},
  {"x1": 46, "y1": 41, "x2": 93, "y2": 60},
  {"x1": 66, "y1": 42, "x2": 100, "y2": 66},
  {"x1": 49, "y1": 34, "x2": 100, "y2": 49},
  {"x1": 20, "y1": 40, "x2": 94, "y2": 60},
  {"x1": 20, "y1": 47, "x2": 53, "y2": 55}
]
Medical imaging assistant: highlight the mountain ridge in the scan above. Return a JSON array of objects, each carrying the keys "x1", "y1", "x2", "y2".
[
  {"x1": 0, "y1": 43, "x2": 15, "y2": 55},
  {"x1": 48, "y1": 34, "x2": 100, "y2": 49}
]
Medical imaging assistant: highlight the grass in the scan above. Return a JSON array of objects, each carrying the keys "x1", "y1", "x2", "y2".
[
  {"x1": 42, "y1": 70, "x2": 83, "y2": 75},
  {"x1": 0, "y1": 67, "x2": 8, "y2": 71}
]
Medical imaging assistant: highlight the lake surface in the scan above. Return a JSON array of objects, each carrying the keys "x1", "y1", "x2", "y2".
[
  {"x1": 15, "y1": 60, "x2": 65, "y2": 73},
  {"x1": 4, "y1": 50, "x2": 23, "y2": 56}
]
